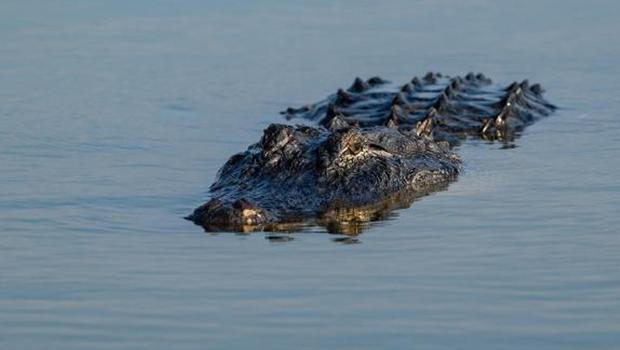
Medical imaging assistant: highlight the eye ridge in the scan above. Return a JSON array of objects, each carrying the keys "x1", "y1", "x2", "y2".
[
  {"x1": 346, "y1": 142, "x2": 363, "y2": 155},
  {"x1": 342, "y1": 142, "x2": 390, "y2": 157}
]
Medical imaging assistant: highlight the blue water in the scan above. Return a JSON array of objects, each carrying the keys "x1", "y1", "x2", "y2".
[{"x1": 1, "y1": 1, "x2": 619, "y2": 349}]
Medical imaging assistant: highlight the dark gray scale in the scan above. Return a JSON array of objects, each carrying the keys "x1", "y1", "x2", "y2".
[
  {"x1": 334, "y1": 89, "x2": 354, "y2": 107},
  {"x1": 411, "y1": 76, "x2": 468, "y2": 135},
  {"x1": 282, "y1": 73, "x2": 555, "y2": 143},
  {"x1": 480, "y1": 80, "x2": 556, "y2": 139},
  {"x1": 384, "y1": 105, "x2": 408, "y2": 128},
  {"x1": 348, "y1": 77, "x2": 369, "y2": 93}
]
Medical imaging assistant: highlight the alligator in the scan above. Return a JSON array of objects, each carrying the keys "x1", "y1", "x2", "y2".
[{"x1": 187, "y1": 72, "x2": 555, "y2": 233}]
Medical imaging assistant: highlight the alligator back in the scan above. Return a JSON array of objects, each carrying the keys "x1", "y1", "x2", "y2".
[{"x1": 282, "y1": 72, "x2": 555, "y2": 144}]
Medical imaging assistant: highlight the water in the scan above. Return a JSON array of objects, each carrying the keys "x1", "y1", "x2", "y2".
[{"x1": 1, "y1": 1, "x2": 619, "y2": 349}]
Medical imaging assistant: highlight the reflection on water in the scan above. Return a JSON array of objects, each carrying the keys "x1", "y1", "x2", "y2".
[
  {"x1": 317, "y1": 186, "x2": 451, "y2": 235},
  {"x1": 194, "y1": 183, "x2": 452, "y2": 236},
  {"x1": 265, "y1": 234, "x2": 294, "y2": 242},
  {"x1": 331, "y1": 236, "x2": 361, "y2": 244}
]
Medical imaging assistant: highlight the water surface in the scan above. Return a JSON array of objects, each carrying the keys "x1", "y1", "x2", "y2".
[{"x1": 1, "y1": 1, "x2": 619, "y2": 349}]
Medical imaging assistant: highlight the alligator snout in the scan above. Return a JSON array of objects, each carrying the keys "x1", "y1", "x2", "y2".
[{"x1": 186, "y1": 198, "x2": 273, "y2": 229}]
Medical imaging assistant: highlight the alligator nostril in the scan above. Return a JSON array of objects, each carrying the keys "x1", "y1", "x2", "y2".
[{"x1": 231, "y1": 199, "x2": 272, "y2": 226}]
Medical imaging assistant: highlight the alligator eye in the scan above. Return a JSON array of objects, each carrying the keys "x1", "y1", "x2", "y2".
[
  {"x1": 341, "y1": 138, "x2": 366, "y2": 157},
  {"x1": 347, "y1": 141, "x2": 362, "y2": 155}
]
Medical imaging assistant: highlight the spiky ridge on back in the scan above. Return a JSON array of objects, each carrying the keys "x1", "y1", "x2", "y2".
[{"x1": 282, "y1": 72, "x2": 555, "y2": 144}]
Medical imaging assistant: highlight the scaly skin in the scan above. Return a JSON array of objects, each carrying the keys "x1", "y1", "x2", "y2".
[
  {"x1": 282, "y1": 72, "x2": 555, "y2": 144},
  {"x1": 188, "y1": 73, "x2": 555, "y2": 233},
  {"x1": 187, "y1": 124, "x2": 460, "y2": 232}
]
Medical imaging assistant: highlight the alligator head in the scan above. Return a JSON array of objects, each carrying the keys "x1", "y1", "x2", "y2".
[{"x1": 187, "y1": 123, "x2": 460, "y2": 232}]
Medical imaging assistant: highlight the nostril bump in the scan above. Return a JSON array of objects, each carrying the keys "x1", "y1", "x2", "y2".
[{"x1": 230, "y1": 199, "x2": 272, "y2": 226}]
